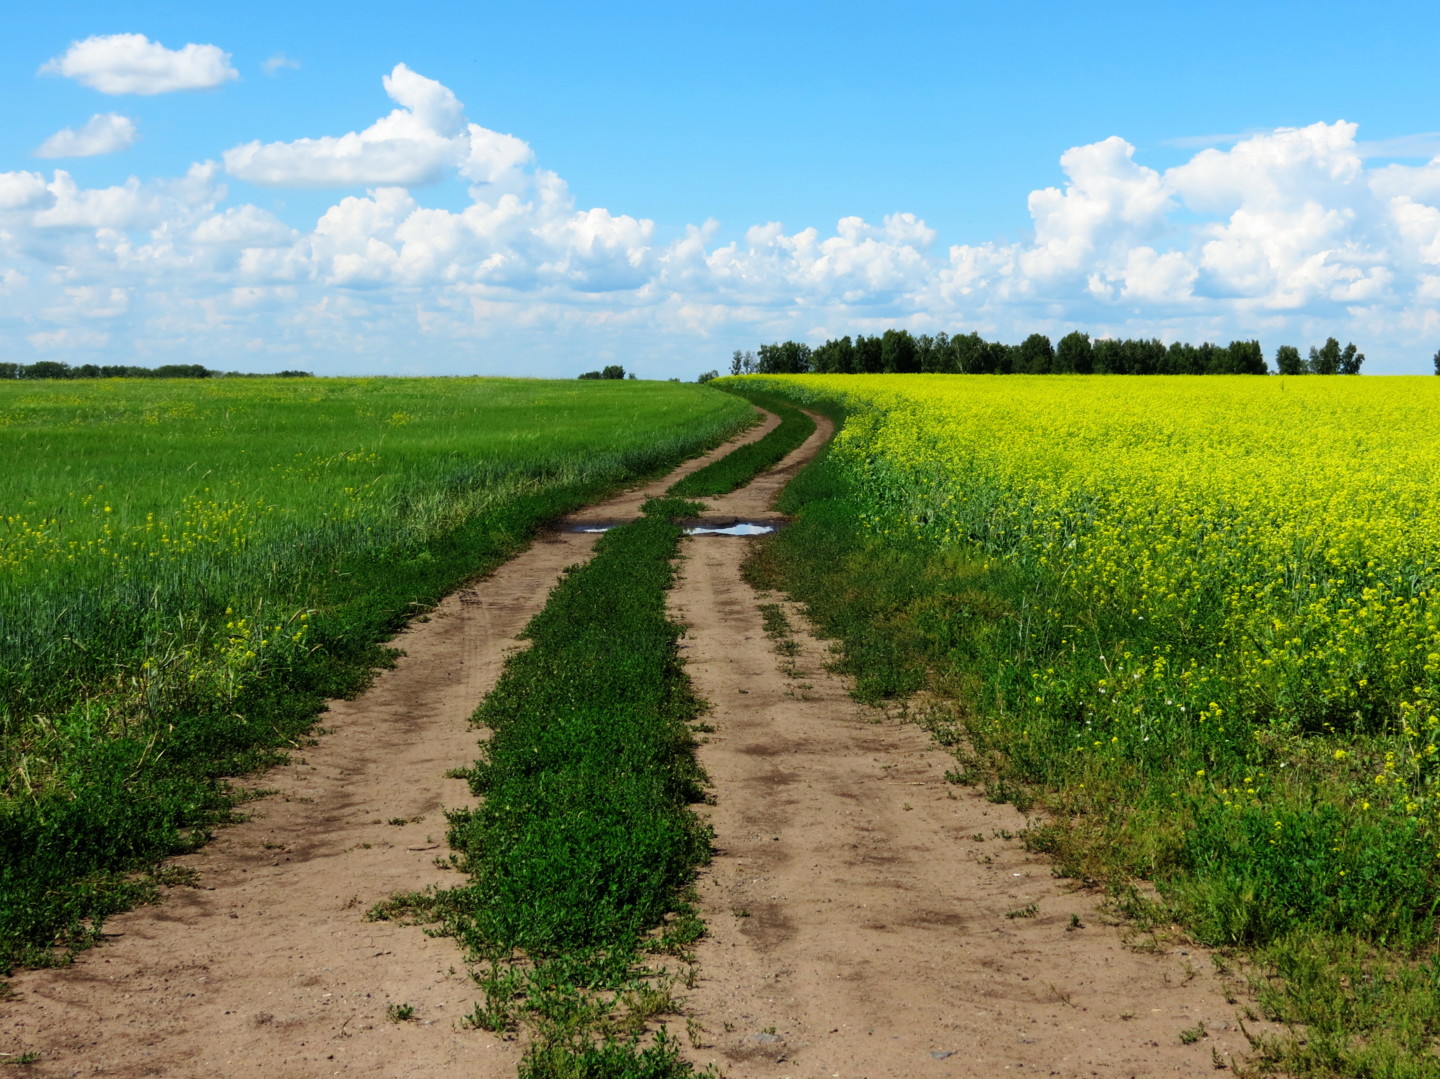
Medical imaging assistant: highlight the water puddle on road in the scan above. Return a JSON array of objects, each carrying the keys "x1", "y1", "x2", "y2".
[
  {"x1": 685, "y1": 522, "x2": 776, "y2": 536},
  {"x1": 564, "y1": 519, "x2": 785, "y2": 536}
]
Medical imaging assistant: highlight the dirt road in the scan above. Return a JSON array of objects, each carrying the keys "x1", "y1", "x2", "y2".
[{"x1": 1, "y1": 404, "x2": 1255, "y2": 1078}]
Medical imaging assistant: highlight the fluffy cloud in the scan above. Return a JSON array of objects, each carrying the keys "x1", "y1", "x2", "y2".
[
  {"x1": 3, "y1": 66, "x2": 1440, "y2": 373},
  {"x1": 35, "y1": 113, "x2": 136, "y2": 159},
  {"x1": 938, "y1": 120, "x2": 1440, "y2": 344},
  {"x1": 40, "y1": 34, "x2": 237, "y2": 95},
  {"x1": 223, "y1": 64, "x2": 532, "y2": 189}
]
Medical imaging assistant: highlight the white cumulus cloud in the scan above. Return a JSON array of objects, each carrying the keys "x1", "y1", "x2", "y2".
[
  {"x1": 40, "y1": 34, "x2": 238, "y2": 95},
  {"x1": 35, "y1": 113, "x2": 137, "y2": 159},
  {"x1": 223, "y1": 63, "x2": 532, "y2": 189}
]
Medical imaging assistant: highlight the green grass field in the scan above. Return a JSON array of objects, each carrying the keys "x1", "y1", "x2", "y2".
[{"x1": 0, "y1": 376, "x2": 753, "y2": 974}]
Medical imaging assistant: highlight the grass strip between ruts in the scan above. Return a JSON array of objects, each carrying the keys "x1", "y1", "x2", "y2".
[
  {"x1": 375, "y1": 498, "x2": 715, "y2": 1078},
  {"x1": 666, "y1": 391, "x2": 815, "y2": 499}
]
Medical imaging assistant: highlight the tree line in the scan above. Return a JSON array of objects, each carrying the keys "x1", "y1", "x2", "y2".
[
  {"x1": 0, "y1": 361, "x2": 313, "y2": 380},
  {"x1": 577, "y1": 365, "x2": 636, "y2": 380},
  {"x1": 727, "y1": 329, "x2": 1370, "y2": 376}
]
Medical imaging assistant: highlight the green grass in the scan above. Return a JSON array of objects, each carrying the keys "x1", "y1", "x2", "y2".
[
  {"x1": 0, "y1": 376, "x2": 753, "y2": 976},
  {"x1": 744, "y1": 389, "x2": 1440, "y2": 1078},
  {"x1": 450, "y1": 511, "x2": 711, "y2": 956},
  {"x1": 666, "y1": 390, "x2": 814, "y2": 498}
]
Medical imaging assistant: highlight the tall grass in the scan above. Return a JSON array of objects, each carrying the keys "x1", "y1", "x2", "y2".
[{"x1": 0, "y1": 376, "x2": 753, "y2": 974}]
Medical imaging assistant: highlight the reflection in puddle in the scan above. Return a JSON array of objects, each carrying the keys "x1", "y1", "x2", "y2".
[
  {"x1": 685, "y1": 522, "x2": 776, "y2": 536},
  {"x1": 565, "y1": 518, "x2": 783, "y2": 535}
]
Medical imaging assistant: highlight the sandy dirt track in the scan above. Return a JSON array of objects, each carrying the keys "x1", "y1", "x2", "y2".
[
  {"x1": 671, "y1": 413, "x2": 1257, "y2": 1078},
  {"x1": 0, "y1": 411, "x2": 776, "y2": 1078}
]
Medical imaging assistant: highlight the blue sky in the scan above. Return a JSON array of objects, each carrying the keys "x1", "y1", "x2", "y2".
[{"x1": 4, "y1": 1, "x2": 1440, "y2": 375}]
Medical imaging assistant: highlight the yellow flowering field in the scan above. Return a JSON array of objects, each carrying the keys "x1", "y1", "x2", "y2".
[{"x1": 739, "y1": 373, "x2": 1440, "y2": 955}]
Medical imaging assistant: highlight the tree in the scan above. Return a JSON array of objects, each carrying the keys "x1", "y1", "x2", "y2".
[
  {"x1": 1226, "y1": 340, "x2": 1268, "y2": 374},
  {"x1": 987, "y1": 341, "x2": 1015, "y2": 374},
  {"x1": 880, "y1": 329, "x2": 920, "y2": 373},
  {"x1": 1054, "y1": 331, "x2": 1093, "y2": 374},
  {"x1": 811, "y1": 336, "x2": 856, "y2": 374},
  {"x1": 1161, "y1": 341, "x2": 1196, "y2": 375},
  {"x1": 602, "y1": 365, "x2": 626, "y2": 380},
  {"x1": 729, "y1": 349, "x2": 758, "y2": 375},
  {"x1": 854, "y1": 335, "x2": 884, "y2": 373},
  {"x1": 1306, "y1": 339, "x2": 1364, "y2": 374},
  {"x1": 1202, "y1": 340, "x2": 1266, "y2": 375},
  {"x1": 918, "y1": 332, "x2": 949, "y2": 373},
  {"x1": 1433, "y1": 349, "x2": 1440, "y2": 375},
  {"x1": 697, "y1": 370, "x2": 719, "y2": 383},
  {"x1": 1015, "y1": 333, "x2": 1054, "y2": 374},
  {"x1": 1091, "y1": 338, "x2": 1123, "y2": 374},
  {"x1": 950, "y1": 332, "x2": 987, "y2": 373},
  {"x1": 755, "y1": 341, "x2": 812, "y2": 374},
  {"x1": 1308, "y1": 338, "x2": 1342, "y2": 374},
  {"x1": 1275, "y1": 345, "x2": 1304, "y2": 375}
]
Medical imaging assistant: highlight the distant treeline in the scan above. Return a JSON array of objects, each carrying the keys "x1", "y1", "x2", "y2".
[
  {"x1": 577, "y1": 364, "x2": 636, "y2": 380},
  {"x1": 0, "y1": 361, "x2": 313, "y2": 380},
  {"x1": 728, "y1": 330, "x2": 1366, "y2": 376}
]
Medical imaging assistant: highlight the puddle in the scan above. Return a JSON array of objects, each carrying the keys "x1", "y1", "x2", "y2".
[
  {"x1": 685, "y1": 522, "x2": 776, "y2": 536},
  {"x1": 564, "y1": 518, "x2": 786, "y2": 535}
]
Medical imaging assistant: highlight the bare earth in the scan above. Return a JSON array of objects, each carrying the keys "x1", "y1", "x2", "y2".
[{"x1": 1, "y1": 404, "x2": 1260, "y2": 1078}]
